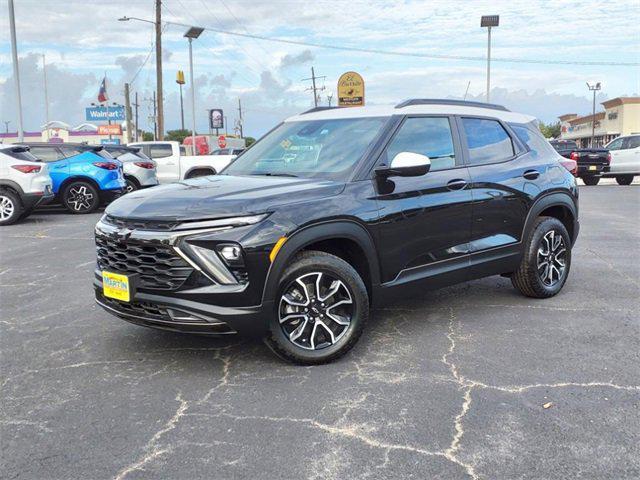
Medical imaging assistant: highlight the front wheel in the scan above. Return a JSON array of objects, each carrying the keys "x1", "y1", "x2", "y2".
[
  {"x1": 582, "y1": 176, "x2": 600, "y2": 186},
  {"x1": 511, "y1": 216, "x2": 572, "y2": 298},
  {"x1": 266, "y1": 251, "x2": 369, "y2": 365},
  {"x1": 615, "y1": 175, "x2": 634, "y2": 186},
  {"x1": 62, "y1": 181, "x2": 100, "y2": 214}
]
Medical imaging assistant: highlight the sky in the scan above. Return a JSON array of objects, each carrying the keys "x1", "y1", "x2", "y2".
[{"x1": 1, "y1": 0, "x2": 639, "y2": 138}]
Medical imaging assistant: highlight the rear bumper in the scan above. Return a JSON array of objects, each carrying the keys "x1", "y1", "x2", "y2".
[
  {"x1": 94, "y1": 282, "x2": 270, "y2": 336},
  {"x1": 23, "y1": 189, "x2": 54, "y2": 210},
  {"x1": 577, "y1": 164, "x2": 607, "y2": 176},
  {"x1": 100, "y1": 188, "x2": 125, "y2": 204}
]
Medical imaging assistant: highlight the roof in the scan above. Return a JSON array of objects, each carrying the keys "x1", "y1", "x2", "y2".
[
  {"x1": 285, "y1": 100, "x2": 536, "y2": 124},
  {"x1": 601, "y1": 96, "x2": 640, "y2": 109},
  {"x1": 567, "y1": 112, "x2": 606, "y2": 125}
]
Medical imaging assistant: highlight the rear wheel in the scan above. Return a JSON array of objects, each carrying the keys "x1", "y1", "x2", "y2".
[
  {"x1": 511, "y1": 216, "x2": 571, "y2": 298},
  {"x1": 0, "y1": 190, "x2": 23, "y2": 226},
  {"x1": 266, "y1": 251, "x2": 369, "y2": 365},
  {"x1": 125, "y1": 177, "x2": 139, "y2": 193},
  {"x1": 615, "y1": 175, "x2": 634, "y2": 185},
  {"x1": 582, "y1": 176, "x2": 600, "y2": 186},
  {"x1": 62, "y1": 181, "x2": 100, "y2": 214}
]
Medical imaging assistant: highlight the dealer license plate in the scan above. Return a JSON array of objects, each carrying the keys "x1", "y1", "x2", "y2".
[{"x1": 102, "y1": 271, "x2": 130, "y2": 302}]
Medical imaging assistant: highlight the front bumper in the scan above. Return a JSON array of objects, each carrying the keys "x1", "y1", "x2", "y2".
[{"x1": 94, "y1": 283, "x2": 270, "y2": 336}]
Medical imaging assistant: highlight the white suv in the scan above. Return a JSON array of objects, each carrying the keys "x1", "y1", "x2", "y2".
[
  {"x1": 603, "y1": 134, "x2": 640, "y2": 185},
  {"x1": 0, "y1": 145, "x2": 54, "y2": 225}
]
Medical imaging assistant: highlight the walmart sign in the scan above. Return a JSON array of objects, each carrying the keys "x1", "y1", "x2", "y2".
[{"x1": 85, "y1": 106, "x2": 125, "y2": 121}]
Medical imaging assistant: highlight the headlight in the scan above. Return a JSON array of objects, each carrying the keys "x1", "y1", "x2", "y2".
[{"x1": 173, "y1": 214, "x2": 268, "y2": 231}]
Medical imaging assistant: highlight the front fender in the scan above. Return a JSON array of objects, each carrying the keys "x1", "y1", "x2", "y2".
[{"x1": 261, "y1": 219, "x2": 380, "y2": 305}]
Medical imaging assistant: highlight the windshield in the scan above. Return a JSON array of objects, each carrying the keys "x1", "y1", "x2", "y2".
[{"x1": 223, "y1": 117, "x2": 387, "y2": 179}]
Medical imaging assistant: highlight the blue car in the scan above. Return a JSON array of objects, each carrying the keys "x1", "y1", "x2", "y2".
[{"x1": 24, "y1": 143, "x2": 126, "y2": 213}]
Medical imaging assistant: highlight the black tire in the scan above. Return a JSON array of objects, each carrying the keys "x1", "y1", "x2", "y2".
[
  {"x1": 511, "y1": 216, "x2": 572, "y2": 298},
  {"x1": 125, "y1": 177, "x2": 139, "y2": 193},
  {"x1": 0, "y1": 189, "x2": 24, "y2": 226},
  {"x1": 266, "y1": 251, "x2": 369, "y2": 365},
  {"x1": 19, "y1": 206, "x2": 35, "y2": 220},
  {"x1": 582, "y1": 176, "x2": 600, "y2": 186},
  {"x1": 615, "y1": 175, "x2": 634, "y2": 186},
  {"x1": 186, "y1": 168, "x2": 216, "y2": 179},
  {"x1": 62, "y1": 181, "x2": 100, "y2": 214}
]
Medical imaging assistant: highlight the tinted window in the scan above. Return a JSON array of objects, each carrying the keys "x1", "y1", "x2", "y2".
[
  {"x1": 3, "y1": 147, "x2": 40, "y2": 162},
  {"x1": 28, "y1": 146, "x2": 64, "y2": 162},
  {"x1": 625, "y1": 136, "x2": 640, "y2": 149},
  {"x1": 606, "y1": 138, "x2": 624, "y2": 150},
  {"x1": 59, "y1": 146, "x2": 83, "y2": 157},
  {"x1": 510, "y1": 123, "x2": 557, "y2": 158},
  {"x1": 179, "y1": 146, "x2": 187, "y2": 155},
  {"x1": 384, "y1": 117, "x2": 457, "y2": 171},
  {"x1": 462, "y1": 118, "x2": 514, "y2": 165},
  {"x1": 149, "y1": 144, "x2": 173, "y2": 158}
]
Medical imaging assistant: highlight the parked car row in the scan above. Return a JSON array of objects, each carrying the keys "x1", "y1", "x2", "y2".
[
  {"x1": 549, "y1": 135, "x2": 639, "y2": 185},
  {"x1": 0, "y1": 140, "x2": 242, "y2": 225}
]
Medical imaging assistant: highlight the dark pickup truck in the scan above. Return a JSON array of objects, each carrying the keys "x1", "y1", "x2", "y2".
[{"x1": 549, "y1": 140, "x2": 610, "y2": 185}]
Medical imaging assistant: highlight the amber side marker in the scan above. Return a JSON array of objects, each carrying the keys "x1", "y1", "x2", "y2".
[{"x1": 269, "y1": 237, "x2": 288, "y2": 263}]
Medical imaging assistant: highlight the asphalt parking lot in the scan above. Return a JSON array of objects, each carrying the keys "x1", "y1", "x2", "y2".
[{"x1": 1, "y1": 181, "x2": 639, "y2": 480}]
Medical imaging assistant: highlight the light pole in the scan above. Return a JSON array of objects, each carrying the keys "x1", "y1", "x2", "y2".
[
  {"x1": 8, "y1": 0, "x2": 24, "y2": 142},
  {"x1": 481, "y1": 15, "x2": 499, "y2": 103},
  {"x1": 184, "y1": 27, "x2": 204, "y2": 156},
  {"x1": 586, "y1": 82, "x2": 602, "y2": 148},
  {"x1": 176, "y1": 70, "x2": 185, "y2": 131}
]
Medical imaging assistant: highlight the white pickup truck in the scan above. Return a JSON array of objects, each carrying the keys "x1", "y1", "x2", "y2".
[{"x1": 128, "y1": 141, "x2": 236, "y2": 183}]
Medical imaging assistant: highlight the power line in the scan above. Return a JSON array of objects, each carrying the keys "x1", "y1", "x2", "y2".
[{"x1": 155, "y1": 19, "x2": 639, "y2": 67}]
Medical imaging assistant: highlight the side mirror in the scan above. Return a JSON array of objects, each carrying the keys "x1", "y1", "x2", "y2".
[{"x1": 377, "y1": 152, "x2": 431, "y2": 177}]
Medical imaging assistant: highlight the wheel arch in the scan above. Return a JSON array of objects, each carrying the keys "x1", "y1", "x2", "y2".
[
  {"x1": 0, "y1": 179, "x2": 25, "y2": 197},
  {"x1": 261, "y1": 220, "x2": 381, "y2": 305},
  {"x1": 59, "y1": 176, "x2": 101, "y2": 195},
  {"x1": 124, "y1": 174, "x2": 140, "y2": 187},
  {"x1": 523, "y1": 192, "x2": 578, "y2": 245},
  {"x1": 184, "y1": 166, "x2": 216, "y2": 179}
]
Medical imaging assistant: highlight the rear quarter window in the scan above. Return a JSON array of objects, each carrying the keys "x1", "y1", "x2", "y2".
[{"x1": 510, "y1": 123, "x2": 558, "y2": 158}]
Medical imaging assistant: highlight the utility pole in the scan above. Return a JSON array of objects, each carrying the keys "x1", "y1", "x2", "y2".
[
  {"x1": 3, "y1": 121, "x2": 10, "y2": 134},
  {"x1": 42, "y1": 54, "x2": 50, "y2": 129},
  {"x1": 237, "y1": 98, "x2": 243, "y2": 138},
  {"x1": 302, "y1": 67, "x2": 326, "y2": 108},
  {"x1": 124, "y1": 83, "x2": 133, "y2": 144},
  {"x1": 155, "y1": 0, "x2": 164, "y2": 140},
  {"x1": 8, "y1": 0, "x2": 24, "y2": 142},
  {"x1": 133, "y1": 92, "x2": 139, "y2": 141},
  {"x1": 152, "y1": 90, "x2": 157, "y2": 140}
]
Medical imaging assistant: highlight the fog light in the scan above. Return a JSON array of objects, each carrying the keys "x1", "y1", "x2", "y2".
[{"x1": 219, "y1": 245, "x2": 241, "y2": 262}]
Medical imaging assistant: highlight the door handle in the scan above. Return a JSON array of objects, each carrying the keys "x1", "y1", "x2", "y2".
[
  {"x1": 523, "y1": 169, "x2": 540, "y2": 180},
  {"x1": 446, "y1": 179, "x2": 467, "y2": 191}
]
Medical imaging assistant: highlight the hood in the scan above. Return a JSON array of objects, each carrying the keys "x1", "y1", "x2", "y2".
[{"x1": 105, "y1": 174, "x2": 345, "y2": 221}]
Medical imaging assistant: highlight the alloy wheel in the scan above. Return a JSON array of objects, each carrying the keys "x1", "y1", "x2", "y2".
[
  {"x1": 0, "y1": 195, "x2": 15, "y2": 221},
  {"x1": 67, "y1": 185, "x2": 95, "y2": 211},
  {"x1": 536, "y1": 230, "x2": 567, "y2": 287},
  {"x1": 278, "y1": 271, "x2": 354, "y2": 350}
]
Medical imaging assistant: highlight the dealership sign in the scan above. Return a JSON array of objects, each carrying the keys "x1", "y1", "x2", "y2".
[
  {"x1": 85, "y1": 105, "x2": 125, "y2": 121},
  {"x1": 97, "y1": 124, "x2": 122, "y2": 135},
  {"x1": 338, "y1": 71, "x2": 365, "y2": 107},
  {"x1": 209, "y1": 109, "x2": 224, "y2": 129}
]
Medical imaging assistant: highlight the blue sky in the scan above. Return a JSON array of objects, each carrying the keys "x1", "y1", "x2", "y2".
[{"x1": 1, "y1": 0, "x2": 638, "y2": 137}]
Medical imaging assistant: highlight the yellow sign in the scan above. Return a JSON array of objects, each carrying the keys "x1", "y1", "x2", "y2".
[
  {"x1": 102, "y1": 271, "x2": 131, "y2": 302},
  {"x1": 337, "y1": 71, "x2": 365, "y2": 107},
  {"x1": 176, "y1": 70, "x2": 185, "y2": 85}
]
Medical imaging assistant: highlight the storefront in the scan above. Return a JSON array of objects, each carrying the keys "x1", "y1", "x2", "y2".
[{"x1": 559, "y1": 97, "x2": 640, "y2": 148}]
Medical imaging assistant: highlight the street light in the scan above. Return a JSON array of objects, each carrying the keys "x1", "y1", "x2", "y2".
[
  {"x1": 184, "y1": 26, "x2": 204, "y2": 156},
  {"x1": 586, "y1": 82, "x2": 602, "y2": 148},
  {"x1": 481, "y1": 15, "x2": 499, "y2": 103}
]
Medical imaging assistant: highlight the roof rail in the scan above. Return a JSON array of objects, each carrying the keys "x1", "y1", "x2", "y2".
[
  {"x1": 395, "y1": 99, "x2": 509, "y2": 112},
  {"x1": 300, "y1": 106, "x2": 343, "y2": 115}
]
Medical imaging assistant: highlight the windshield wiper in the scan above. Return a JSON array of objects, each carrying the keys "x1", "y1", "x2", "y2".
[{"x1": 253, "y1": 172, "x2": 298, "y2": 178}]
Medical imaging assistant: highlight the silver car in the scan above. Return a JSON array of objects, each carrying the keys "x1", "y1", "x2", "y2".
[{"x1": 100, "y1": 146, "x2": 159, "y2": 193}]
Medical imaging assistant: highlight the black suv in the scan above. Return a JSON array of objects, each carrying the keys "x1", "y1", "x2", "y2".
[{"x1": 94, "y1": 99, "x2": 579, "y2": 364}]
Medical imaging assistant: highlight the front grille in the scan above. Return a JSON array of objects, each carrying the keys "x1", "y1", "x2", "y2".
[
  {"x1": 104, "y1": 215, "x2": 179, "y2": 231},
  {"x1": 96, "y1": 235, "x2": 194, "y2": 290},
  {"x1": 99, "y1": 293, "x2": 171, "y2": 320}
]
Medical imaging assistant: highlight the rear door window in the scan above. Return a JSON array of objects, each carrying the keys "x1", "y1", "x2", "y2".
[
  {"x1": 461, "y1": 118, "x2": 515, "y2": 165},
  {"x1": 149, "y1": 144, "x2": 173, "y2": 159},
  {"x1": 28, "y1": 146, "x2": 64, "y2": 162},
  {"x1": 607, "y1": 138, "x2": 624, "y2": 150}
]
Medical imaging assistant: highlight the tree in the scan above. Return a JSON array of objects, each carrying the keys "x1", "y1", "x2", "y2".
[
  {"x1": 539, "y1": 121, "x2": 561, "y2": 139},
  {"x1": 142, "y1": 131, "x2": 154, "y2": 141},
  {"x1": 165, "y1": 129, "x2": 192, "y2": 143},
  {"x1": 244, "y1": 136, "x2": 256, "y2": 147}
]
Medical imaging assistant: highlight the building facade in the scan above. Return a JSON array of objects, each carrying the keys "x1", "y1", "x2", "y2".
[{"x1": 559, "y1": 97, "x2": 640, "y2": 148}]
